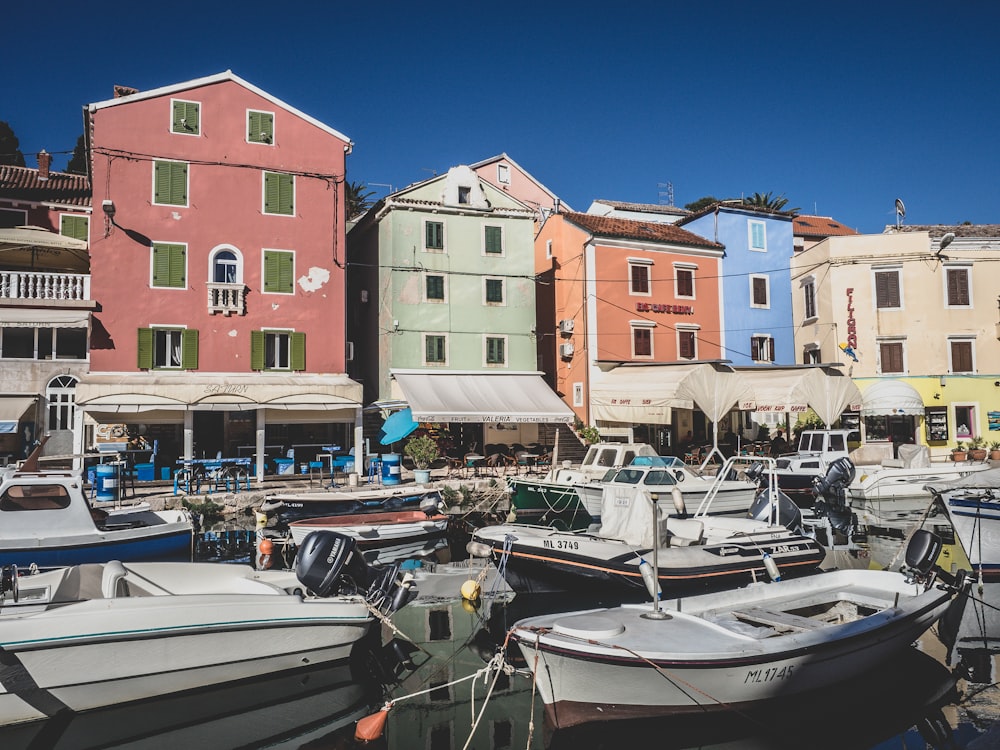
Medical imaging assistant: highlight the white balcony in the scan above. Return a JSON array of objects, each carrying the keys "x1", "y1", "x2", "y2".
[
  {"x1": 0, "y1": 271, "x2": 90, "y2": 301},
  {"x1": 207, "y1": 282, "x2": 246, "y2": 316}
]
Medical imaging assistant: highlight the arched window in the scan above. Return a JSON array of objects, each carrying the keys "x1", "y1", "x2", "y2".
[
  {"x1": 209, "y1": 246, "x2": 243, "y2": 284},
  {"x1": 47, "y1": 375, "x2": 77, "y2": 431}
]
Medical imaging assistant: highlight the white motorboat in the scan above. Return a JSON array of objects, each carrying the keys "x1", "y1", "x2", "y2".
[
  {"x1": 470, "y1": 457, "x2": 826, "y2": 597},
  {"x1": 0, "y1": 530, "x2": 416, "y2": 727},
  {"x1": 288, "y1": 509, "x2": 449, "y2": 547},
  {"x1": 927, "y1": 467, "x2": 1000, "y2": 584},
  {"x1": 509, "y1": 530, "x2": 963, "y2": 729},
  {"x1": 259, "y1": 484, "x2": 444, "y2": 527},
  {"x1": 0, "y1": 444, "x2": 193, "y2": 568}
]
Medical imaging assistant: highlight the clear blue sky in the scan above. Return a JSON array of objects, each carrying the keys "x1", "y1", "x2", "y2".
[{"x1": 5, "y1": 1, "x2": 998, "y2": 233}]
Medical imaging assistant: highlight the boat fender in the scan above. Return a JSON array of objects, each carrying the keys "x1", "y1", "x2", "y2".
[
  {"x1": 255, "y1": 512, "x2": 268, "y2": 529},
  {"x1": 257, "y1": 537, "x2": 275, "y2": 570},
  {"x1": 671, "y1": 486, "x2": 686, "y2": 518},
  {"x1": 639, "y1": 558, "x2": 661, "y2": 598},
  {"x1": 461, "y1": 578, "x2": 481, "y2": 601},
  {"x1": 762, "y1": 553, "x2": 781, "y2": 582},
  {"x1": 355, "y1": 703, "x2": 392, "y2": 742}
]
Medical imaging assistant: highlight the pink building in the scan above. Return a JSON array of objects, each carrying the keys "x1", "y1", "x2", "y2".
[{"x1": 76, "y1": 72, "x2": 362, "y2": 480}]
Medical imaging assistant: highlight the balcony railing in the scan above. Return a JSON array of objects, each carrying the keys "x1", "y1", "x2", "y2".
[
  {"x1": 0, "y1": 271, "x2": 90, "y2": 301},
  {"x1": 207, "y1": 282, "x2": 246, "y2": 316}
]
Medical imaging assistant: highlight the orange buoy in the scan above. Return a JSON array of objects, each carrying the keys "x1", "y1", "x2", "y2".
[
  {"x1": 258, "y1": 538, "x2": 274, "y2": 555},
  {"x1": 355, "y1": 706, "x2": 391, "y2": 742}
]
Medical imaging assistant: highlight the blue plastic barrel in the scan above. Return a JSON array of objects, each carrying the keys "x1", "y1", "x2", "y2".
[
  {"x1": 95, "y1": 464, "x2": 118, "y2": 502},
  {"x1": 381, "y1": 453, "x2": 401, "y2": 485}
]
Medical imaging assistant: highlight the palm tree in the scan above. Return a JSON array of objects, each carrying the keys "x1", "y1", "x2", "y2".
[
  {"x1": 345, "y1": 181, "x2": 376, "y2": 220},
  {"x1": 741, "y1": 192, "x2": 799, "y2": 213}
]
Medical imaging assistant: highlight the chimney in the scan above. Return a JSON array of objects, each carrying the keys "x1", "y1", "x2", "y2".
[{"x1": 37, "y1": 150, "x2": 51, "y2": 181}]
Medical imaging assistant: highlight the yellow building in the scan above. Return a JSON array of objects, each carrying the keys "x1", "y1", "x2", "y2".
[{"x1": 791, "y1": 225, "x2": 1000, "y2": 460}]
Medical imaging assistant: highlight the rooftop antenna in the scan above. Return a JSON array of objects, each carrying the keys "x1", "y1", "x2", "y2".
[
  {"x1": 895, "y1": 198, "x2": 906, "y2": 230},
  {"x1": 658, "y1": 182, "x2": 675, "y2": 206}
]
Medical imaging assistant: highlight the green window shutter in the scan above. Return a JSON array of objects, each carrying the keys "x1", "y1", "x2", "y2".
[
  {"x1": 172, "y1": 101, "x2": 200, "y2": 134},
  {"x1": 263, "y1": 250, "x2": 293, "y2": 293},
  {"x1": 425, "y1": 221, "x2": 443, "y2": 250},
  {"x1": 154, "y1": 161, "x2": 188, "y2": 205},
  {"x1": 264, "y1": 172, "x2": 294, "y2": 215},
  {"x1": 487, "y1": 337, "x2": 504, "y2": 364},
  {"x1": 249, "y1": 111, "x2": 273, "y2": 143},
  {"x1": 485, "y1": 225, "x2": 502, "y2": 254},
  {"x1": 486, "y1": 279, "x2": 503, "y2": 303},
  {"x1": 290, "y1": 332, "x2": 306, "y2": 371},
  {"x1": 181, "y1": 329, "x2": 199, "y2": 370},
  {"x1": 426, "y1": 275, "x2": 444, "y2": 300},
  {"x1": 137, "y1": 328, "x2": 153, "y2": 369},
  {"x1": 60, "y1": 215, "x2": 88, "y2": 241},
  {"x1": 152, "y1": 243, "x2": 186, "y2": 288},
  {"x1": 250, "y1": 330, "x2": 265, "y2": 370}
]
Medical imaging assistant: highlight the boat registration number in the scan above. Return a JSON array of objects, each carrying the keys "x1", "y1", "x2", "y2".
[
  {"x1": 543, "y1": 539, "x2": 579, "y2": 550},
  {"x1": 744, "y1": 664, "x2": 795, "y2": 683}
]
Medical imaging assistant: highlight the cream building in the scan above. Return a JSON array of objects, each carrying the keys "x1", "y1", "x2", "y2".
[{"x1": 791, "y1": 225, "x2": 1000, "y2": 460}]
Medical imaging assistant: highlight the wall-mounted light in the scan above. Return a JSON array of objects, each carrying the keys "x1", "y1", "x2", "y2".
[
  {"x1": 939, "y1": 376, "x2": 947, "y2": 387},
  {"x1": 101, "y1": 199, "x2": 116, "y2": 220}
]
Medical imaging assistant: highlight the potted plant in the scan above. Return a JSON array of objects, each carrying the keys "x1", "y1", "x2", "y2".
[
  {"x1": 951, "y1": 441, "x2": 968, "y2": 462},
  {"x1": 404, "y1": 434, "x2": 439, "y2": 484},
  {"x1": 990, "y1": 441, "x2": 1000, "y2": 461},
  {"x1": 969, "y1": 436, "x2": 988, "y2": 462}
]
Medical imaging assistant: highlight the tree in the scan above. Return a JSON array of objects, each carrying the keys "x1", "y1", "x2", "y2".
[
  {"x1": 741, "y1": 192, "x2": 799, "y2": 213},
  {"x1": 345, "y1": 180, "x2": 376, "y2": 220},
  {"x1": 66, "y1": 134, "x2": 88, "y2": 175},
  {"x1": 684, "y1": 195, "x2": 722, "y2": 212},
  {"x1": 0, "y1": 121, "x2": 26, "y2": 167}
]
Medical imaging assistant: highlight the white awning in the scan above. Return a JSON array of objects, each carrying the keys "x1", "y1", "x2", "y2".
[
  {"x1": 736, "y1": 366, "x2": 862, "y2": 425},
  {"x1": 391, "y1": 371, "x2": 573, "y2": 423},
  {"x1": 0, "y1": 396, "x2": 36, "y2": 433},
  {"x1": 860, "y1": 379, "x2": 925, "y2": 416},
  {"x1": 1, "y1": 309, "x2": 90, "y2": 328},
  {"x1": 0, "y1": 226, "x2": 88, "y2": 252},
  {"x1": 590, "y1": 362, "x2": 750, "y2": 426},
  {"x1": 76, "y1": 373, "x2": 363, "y2": 414}
]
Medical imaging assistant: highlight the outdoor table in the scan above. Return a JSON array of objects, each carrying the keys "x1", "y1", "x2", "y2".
[{"x1": 174, "y1": 457, "x2": 252, "y2": 495}]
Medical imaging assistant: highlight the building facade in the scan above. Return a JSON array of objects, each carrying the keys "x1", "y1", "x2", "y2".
[{"x1": 76, "y1": 71, "x2": 361, "y2": 480}]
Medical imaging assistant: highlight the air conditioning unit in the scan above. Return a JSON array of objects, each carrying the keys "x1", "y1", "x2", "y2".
[
  {"x1": 559, "y1": 343, "x2": 575, "y2": 359},
  {"x1": 559, "y1": 319, "x2": 575, "y2": 335}
]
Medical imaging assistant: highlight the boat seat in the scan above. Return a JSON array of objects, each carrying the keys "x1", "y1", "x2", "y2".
[
  {"x1": 880, "y1": 458, "x2": 905, "y2": 468},
  {"x1": 102, "y1": 560, "x2": 129, "y2": 598},
  {"x1": 731, "y1": 606, "x2": 825, "y2": 632},
  {"x1": 663, "y1": 518, "x2": 703, "y2": 547}
]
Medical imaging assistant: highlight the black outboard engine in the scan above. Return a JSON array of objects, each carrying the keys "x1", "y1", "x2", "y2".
[
  {"x1": 295, "y1": 530, "x2": 416, "y2": 615},
  {"x1": 811, "y1": 457, "x2": 856, "y2": 535},
  {"x1": 747, "y1": 488, "x2": 803, "y2": 533}
]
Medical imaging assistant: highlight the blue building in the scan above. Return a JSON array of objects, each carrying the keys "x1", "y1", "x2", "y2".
[{"x1": 679, "y1": 203, "x2": 795, "y2": 366}]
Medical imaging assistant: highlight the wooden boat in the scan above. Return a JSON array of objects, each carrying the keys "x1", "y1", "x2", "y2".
[
  {"x1": 0, "y1": 530, "x2": 415, "y2": 727},
  {"x1": 0, "y1": 445, "x2": 193, "y2": 568},
  {"x1": 509, "y1": 530, "x2": 963, "y2": 729}
]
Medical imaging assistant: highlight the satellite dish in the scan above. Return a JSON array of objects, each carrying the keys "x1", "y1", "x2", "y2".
[{"x1": 895, "y1": 198, "x2": 906, "y2": 218}]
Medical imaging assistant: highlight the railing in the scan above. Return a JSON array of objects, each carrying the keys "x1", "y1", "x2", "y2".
[
  {"x1": 207, "y1": 282, "x2": 246, "y2": 316},
  {"x1": 0, "y1": 271, "x2": 90, "y2": 301}
]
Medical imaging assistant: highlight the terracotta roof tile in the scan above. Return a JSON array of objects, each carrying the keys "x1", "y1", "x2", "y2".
[
  {"x1": 794, "y1": 214, "x2": 858, "y2": 237},
  {"x1": 564, "y1": 212, "x2": 724, "y2": 250},
  {"x1": 0, "y1": 165, "x2": 91, "y2": 207},
  {"x1": 591, "y1": 199, "x2": 690, "y2": 216}
]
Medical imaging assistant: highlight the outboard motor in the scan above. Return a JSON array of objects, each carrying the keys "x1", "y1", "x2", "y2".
[
  {"x1": 295, "y1": 531, "x2": 416, "y2": 615},
  {"x1": 0, "y1": 565, "x2": 18, "y2": 605},
  {"x1": 811, "y1": 457, "x2": 856, "y2": 535},
  {"x1": 747, "y1": 488, "x2": 803, "y2": 533}
]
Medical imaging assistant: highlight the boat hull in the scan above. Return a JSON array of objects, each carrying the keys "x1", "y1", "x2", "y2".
[
  {"x1": 511, "y1": 569, "x2": 953, "y2": 728},
  {"x1": 507, "y1": 477, "x2": 594, "y2": 530},
  {"x1": 0, "y1": 525, "x2": 193, "y2": 568},
  {"x1": 943, "y1": 494, "x2": 1000, "y2": 582},
  {"x1": 288, "y1": 512, "x2": 449, "y2": 547}
]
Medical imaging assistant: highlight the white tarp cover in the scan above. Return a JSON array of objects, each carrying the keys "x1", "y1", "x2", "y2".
[
  {"x1": 391, "y1": 371, "x2": 573, "y2": 424},
  {"x1": 0, "y1": 396, "x2": 36, "y2": 433},
  {"x1": 860, "y1": 379, "x2": 925, "y2": 416},
  {"x1": 925, "y1": 467, "x2": 1000, "y2": 493},
  {"x1": 598, "y1": 485, "x2": 661, "y2": 547}
]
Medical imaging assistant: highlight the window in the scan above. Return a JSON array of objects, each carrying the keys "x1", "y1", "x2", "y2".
[
  {"x1": 137, "y1": 327, "x2": 198, "y2": 370},
  {"x1": 153, "y1": 160, "x2": 188, "y2": 206},
  {"x1": 497, "y1": 163, "x2": 510, "y2": 184},
  {"x1": 484, "y1": 277, "x2": 504, "y2": 305},
  {"x1": 0, "y1": 327, "x2": 85, "y2": 360},
  {"x1": 425, "y1": 274, "x2": 445, "y2": 302},
  {"x1": 248, "y1": 110, "x2": 274, "y2": 144},
  {"x1": 803, "y1": 345, "x2": 820, "y2": 364},
  {"x1": 425, "y1": 220, "x2": 444, "y2": 251},
  {"x1": 675, "y1": 265, "x2": 695, "y2": 298},
  {"x1": 151, "y1": 242, "x2": 186, "y2": 288},
  {"x1": 629, "y1": 260, "x2": 651, "y2": 295},
  {"x1": 878, "y1": 340, "x2": 905, "y2": 374},
  {"x1": 1, "y1": 484, "x2": 72, "y2": 512},
  {"x1": 945, "y1": 266, "x2": 971, "y2": 307},
  {"x1": 750, "y1": 275, "x2": 769, "y2": 308},
  {"x1": 874, "y1": 268, "x2": 901, "y2": 309},
  {"x1": 264, "y1": 172, "x2": 294, "y2": 215},
  {"x1": 677, "y1": 327, "x2": 698, "y2": 360},
  {"x1": 263, "y1": 250, "x2": 294, "y2": 294},
  {"x1": 458, "y1": 186, "x2": 471, "y2": 204},
  {"x1": 47, "y1": 375, "x2": 77, "y2": 431},
  {"x1": 748, "y1": 220, "x2": 767, "y2": 251},
  {"x1": 251, "y1": 330, "x2": 305, "y2": 371},
  {"x1": 751, "y1": 335, "x2": 773, "y2": 362},
  {"x1": 955, "y1": 405, "x2": 975, "y2": 440},
  {"x1": 60, "y1": 214, "x2": 88, "y2": 241},
  {"x1": 1, "y1": 328, "x2": 33, "y2": 358},
  {"x1": 171, "y1": 99, "x2": 200, "y2": 135},
  {"x1": 485, "y1": 336, "x2": 506, "y2": 366},
  {"x1": 632, "y1": 323, "x2": 653, "y2": 358},
  {"x1": 803, "y1": 279, "x2": 816, "y2": 320},
  {"x1": 484, "y1": 225, "x2": 504, "y2": 255},
  {"x1": 949, "y1": 338, "x2": 975, "y2": 373},
  {"x1": 573, "y1": 382, "x2": 584, "y2": 407},
  {"x1": 0, "y1": 208, "x2": 27, "y2": 228},
  {"x1": 546, "y1": 239, "x2": 553, "y2": 259},
  {"x1": 424, "y1": 334, "x2": 447, "y2": 365},
  {"x1": 212, "y1": 250, "x2": 239, "y2": 283}
]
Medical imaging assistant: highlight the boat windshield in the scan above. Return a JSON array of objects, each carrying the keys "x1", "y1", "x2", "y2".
[
  {"x1": 630, "y1": 455, "x2": 684, "y2": 469},
  {"x1": 610, "y1": 468, "x2": 678, "y2": 486},
  {"x1": 582, "y1": 446, "x2": 622, "y2": 468}
]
